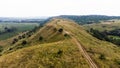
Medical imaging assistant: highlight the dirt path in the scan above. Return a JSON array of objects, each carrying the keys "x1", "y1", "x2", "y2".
[
  {"x1": 56, "y1": 21, "x2": 98, "y2": 68},
  {"x1": 71, "y1": 36, "x2": 98, "y2": 68},
  {"x1": 65, "y1": 31, "x2": 98, "y2": 68}
]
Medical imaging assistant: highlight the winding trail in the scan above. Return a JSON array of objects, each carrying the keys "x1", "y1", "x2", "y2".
[
  {"x1": 71, "y1": 36, "x2": 98, "y2": 68},
  {"x1": 56, "y1": 19, "x2": 98, "y2": 68},
  {"x1": 66, "y1": 31, "x2": 98, "y2": 68}
]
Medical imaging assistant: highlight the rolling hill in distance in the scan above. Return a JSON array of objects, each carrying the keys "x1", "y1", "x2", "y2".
[{"x1": 0, "y1": 15, "x2": 120, "y2": 68}]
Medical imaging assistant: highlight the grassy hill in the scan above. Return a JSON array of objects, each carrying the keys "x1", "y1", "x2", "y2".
[{"x1": 0, "y1": 18, "x2": 120, "y2": 68}]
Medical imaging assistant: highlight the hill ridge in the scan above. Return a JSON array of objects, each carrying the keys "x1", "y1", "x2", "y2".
[{"x1": 0, "y1": 18, "x2": 120, "y2": 68}]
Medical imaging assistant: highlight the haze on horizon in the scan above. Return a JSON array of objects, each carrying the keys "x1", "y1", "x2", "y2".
[{"x1": 0, "y1": 0, "x2": 120, "y2": 17}]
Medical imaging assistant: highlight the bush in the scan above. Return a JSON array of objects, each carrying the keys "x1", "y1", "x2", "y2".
[
  {"x1": 22, "y1": 34, "x2": 26, "y2": 38},
  {"x1": 64, "y1": 33, "x2": 70, "y2": 37},
  {"x1": 39, "y1": 36, "x2": 43, "y2": 41},
  {"x1": 12, "y1": 38, "x2": 18, "y2": 44},
  {"x1": 54, "y1": 50, "x2": 63, "y2": 58},
  {"x1": 18, "y1": 36, "x2": 22, "y2": 39},
  {"x1": 28, "y1": 34, "x2": 31, "y2": 37},
  {"x1": 57, "y1": 50, "x2": 63, "y2": 55},
  {"x1": 21, "y1": 40, "x2": 27, "y2": 45},
  {"x1": 58, "y1": 28, "x2": 63, "y2": 33},
  {"x1": 0, "y1": 46, "x2": 3, "y2": 52},
  {"x1": 99, "y1": 54, "x2": 106, "y2": 60},
  {"x1": 115, "y1": 59, "x2": 120, "y2": 65}
]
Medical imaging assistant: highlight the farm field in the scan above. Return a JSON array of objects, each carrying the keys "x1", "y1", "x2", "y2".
[
  {"x1": 0, "y1": 23, "x2": 39, "y2": 40},
  {"x1": 83, "y1": 20, "x2": 120, "y2": 32}
]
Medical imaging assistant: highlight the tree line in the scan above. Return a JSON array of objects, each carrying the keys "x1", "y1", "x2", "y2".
[{"x1": 89, "y1": 28, "x2": 120, "y2": 46}]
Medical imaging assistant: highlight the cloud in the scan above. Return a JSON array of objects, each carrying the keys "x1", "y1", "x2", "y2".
[{"x1": 0, "y1": 0, "x2": 120, "y2": 17}]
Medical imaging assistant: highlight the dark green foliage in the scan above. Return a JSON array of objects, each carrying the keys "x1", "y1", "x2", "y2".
[
  {"x1": 0, "y1": 46, "x2": 3, "y2": 52},
  {"x1": 58, "y1": 15, "x2": 120, "y2": 24},
  {"x1": 89, "y1": 28, "x2": 120, "y2": 46},
  {"x1": 58, "y1": 28, "x2": 63, "y2": 33},
  {"x1": 18, "y1": 36, "x2": 22, "y2": 39},
  {"x1": 54, "y1": 50, "x2": 63, "y2": 58},
  {"x1": 57, "y1": 50, "x2": 63, "y2": 55},
  {"x1": 9, "y1": 48, "x2": 13, "y2": 50},
  {"x1": 28, "y1": 34, "x2": 31, "y2": 37},
  {"x1": 89, "y1": 28, "x2": 108, "y2": 40},
  {"x1": 12, "y1": 38, "x2": 18, "y2": 44},
  {"x1": 115, "y1": 59, "x2": 120, "y2": 65},
  {"x1": 0, "y1": 27, "x2": 16, "y2": 35},
  {"x1": 39, "y1": 36, "x2": 43, "y2": 41},
  {"x1": 107, "y1": 29, "x2": 120, "y2": 36},
  {"x1": 99, "y1": 54, "x2": 106, "y2": 60},
  {"x1": 21, "y1": 40, "x2": 27, "y2": 45},
  {"x1": 22, "y1": 34, "x2": 26, "y2": 38},
  {"x1": 64, "y1": 33, "x2": 70, "y2": 37}
]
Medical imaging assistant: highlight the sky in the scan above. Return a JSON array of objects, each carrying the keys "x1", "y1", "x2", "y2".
[{"x1": 0, "y1": 0, "x2": 120, "y2": 17}]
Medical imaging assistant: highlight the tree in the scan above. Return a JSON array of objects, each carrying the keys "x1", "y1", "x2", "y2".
[
  {"x1": 0, "y1": 46, "x2": 3, "y2": 52},
  {"x1": 18, "y1": 36, "x2": 22, "y2": 39},
  {"x1": 58, "y1": 28, "x2": 63, "y2": 33},
  {"x1": 22, "y1": 34, "x2": 26, "y2": 38},
  {"x1": 12, "y1": 38, "x2": 18, "y2": 44},
  {"x1": 21, "y1": 40, "x2": 27, "y2": 45},
  {"x1": 39, "y1": 36, "x2": 43, "y2": 41}
]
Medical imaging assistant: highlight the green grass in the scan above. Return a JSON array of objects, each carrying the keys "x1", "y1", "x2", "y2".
[
  {"x1": 56, "y1": 19, "x2": 120, "y2": 68},
  {"x1": 83, "y1": 20, "x2": 120, "y2": 32},
  {"x1": 0, "y1": 23, "x2": 39, "y2": 40},
  {"x1": 0, "y1": 39, "x2": 89, "y2": 68},
  {"x1": 0, "y1": 18, "x2": 120, "y2": 68},
  {"x1": 108, "y1": 35, "x2": 120, "y2": 39}
]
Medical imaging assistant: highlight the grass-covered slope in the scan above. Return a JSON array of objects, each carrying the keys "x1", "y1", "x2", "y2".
[
  {"x1": 0, "y1": 18, "x2": 120, "y2": 68},
  {"x1": 0, "y1": 39, "x2": 89, "y2": 68},
  {"x1": 56, "y1": 19, "x2": 120, "y2": 68}
]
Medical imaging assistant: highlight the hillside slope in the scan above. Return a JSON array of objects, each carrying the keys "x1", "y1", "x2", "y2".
[{"x1": 0, "y1": 18, "x2": 120, "y2": 68}]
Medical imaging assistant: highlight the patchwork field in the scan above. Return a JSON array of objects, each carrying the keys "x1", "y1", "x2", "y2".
[
  {"x1": 0, "y1": 23, "x2": 39, "y2": 40},
  {"x1": 83, "y1": 20, "x2": 120, "y2": 32}
]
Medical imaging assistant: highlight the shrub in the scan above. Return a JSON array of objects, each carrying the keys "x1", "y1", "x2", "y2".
[
  {"x1": 58, "y1": 28, "x2": 63, "y2": 33},
  {"x1": 22, "y1": 34, "x2": 26, "y2": 38},
  {"x1": 12, "y1": 38, "x2": 18, "y2": 44},
  {"x1": 115, "y1": 59, "x2": 120, "y2": 65},
  {"x1": 64, "y1": 33, "x2": 70, "y2": 37},
  {"x1": 28, "y1": 34, "x2": 31, "y2": 37},
  {"x1": 18, "y1": 36, "x2": 22, "y2": 39},
  {"x1": 39, "y1": 36, "x2": 43, "y2": 41},
  {"x1": 54, "y1": 50, "x2": 63, "y2": 58},
  {"x1": 21, "y1": 40, "x2": 27, "y2": 45},
  {"x1": 9, "y1": 48, "x2": 13, "y2": 50},
  {"x1": 99, "y1": 54, "x2": 106, "y2": 60},
  {"x1": 0, "y1": 46, "x2": 3, "y2": 52},
  {"x1": 57, "y1": 50, "x2": 63, "y2": 55}
]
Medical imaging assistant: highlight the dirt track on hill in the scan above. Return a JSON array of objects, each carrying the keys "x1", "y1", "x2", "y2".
[
  {"x1": 65, "y1": 31, "x2": 98, "y2": 68},
  {"x1": 71, "y1": 36, "x2": 98, "y2": 68},
  {"x1": 56, "y1": 19, "x2": 98, "y2": 68}
]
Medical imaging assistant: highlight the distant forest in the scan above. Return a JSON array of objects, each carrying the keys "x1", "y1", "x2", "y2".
[
  {"x1": 1, "y1": 15, "x2": 120, "y2": 25},
  {"x1": 57, "y1": 15, "x2": 120, "y2": 24}
]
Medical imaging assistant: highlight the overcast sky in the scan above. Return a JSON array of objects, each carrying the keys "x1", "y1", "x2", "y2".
[{"x1": 0, "y1": 0, "x2": 120, "y2": 17}]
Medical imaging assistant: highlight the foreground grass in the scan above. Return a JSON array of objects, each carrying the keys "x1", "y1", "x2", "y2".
[{"x1": 0, "y1": 39, "x2": 89, "y2": 68}]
